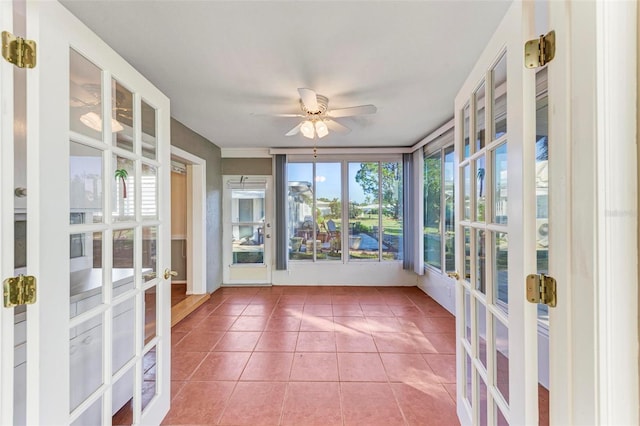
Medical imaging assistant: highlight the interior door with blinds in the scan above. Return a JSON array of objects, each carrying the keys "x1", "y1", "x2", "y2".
[{"x1": 9, "y1": 1, "x2": 172, "y2": 424}]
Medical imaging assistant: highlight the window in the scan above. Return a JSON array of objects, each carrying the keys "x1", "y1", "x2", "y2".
[
  {"x1": 287, "y1": 159, "x2": 402, "y2": 263},
  {"x1": 423, "y1": 132, "x2": 455, "y2": 272}
]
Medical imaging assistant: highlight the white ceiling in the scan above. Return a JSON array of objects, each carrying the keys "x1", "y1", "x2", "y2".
[{"x1": 60, "y1": 0, "x2": 512, "y2": 149}]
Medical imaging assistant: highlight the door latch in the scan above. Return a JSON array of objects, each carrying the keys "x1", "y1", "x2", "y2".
[
  {"x1": 3, "y1": 275, "x2": 37, "y2": 307},
  {"x1": 163, "y1": 269, "x2": 178, "y2": 280},
  {"x1": 526, "y1": 273, "x2": 556, "y2": 307}
]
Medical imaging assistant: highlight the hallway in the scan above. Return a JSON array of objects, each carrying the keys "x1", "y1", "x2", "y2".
[{"x1": 161, "y1": 286, "x2": 459, "y2": 425}]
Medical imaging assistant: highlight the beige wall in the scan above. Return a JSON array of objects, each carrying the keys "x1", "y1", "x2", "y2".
[
  {"x1": 171, "y1": 172, "x2": 187, "y2": 237},
  {"x1": 221, "y1": 158, "x2": 272, "y2": 175}
]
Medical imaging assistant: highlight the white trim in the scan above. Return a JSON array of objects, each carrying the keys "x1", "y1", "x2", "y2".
[
  {"x1": 410, "y1": 118, "x2": 455, "y2": 153},
  {"x1": 170, "y1": 146, "x2": 207, "y2": 296},
  {"x1": 222, "y1": 147, "x2": 271, "y2": 158},
  {"x1": 270, "y1": 147, "x2": 412, "y2": 155}
]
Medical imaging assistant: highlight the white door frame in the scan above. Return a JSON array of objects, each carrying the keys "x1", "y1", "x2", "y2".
[
  {"x1": 548, "y1": 1, "x2": 638, "y2": 424},
  {"x1": 170, "y1": 146, "x2": 206, "y2": 295}
]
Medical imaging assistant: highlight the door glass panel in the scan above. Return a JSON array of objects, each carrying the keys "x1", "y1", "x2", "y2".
[
  {"x1": 381, "y1": 161, "x2": 403, "y2": 261},
  {"x1": 444, "y1": 147, "x2": 455, "y2": 271},
  {"x1": 144, "y1": 286, "x2": 157, "y2": 344},
  {"x1": 496, "y1": 404, "x2": 509, "y2": 426},
  {"x1": 112, "y1": 368, "x2": 134, "y2": 425},
  {"x1": 231, "y1": 188, "x2": 265, "y2": 264},
  {"x1": 476, "y1": 229, "x2": 486, "y2": 293},
  {"x1": 141, "y1": 100, "x2": 157, "y2": 160},
  {"x1": 70, "y1": 232, "x2": 103, "y2": 319},
  {"x1": 71, "y1": 397, "x2": 102, "y2": 426},
  {"x1": 495, "y1": 317, "x2": 510, "y2": 403},
  {"x1": 424, "y1": 152, "x2": 441, "y2": 269},
  {"x1": 113, "y1": 156, "x2": 135, "y2": 222},
  {"x1": 142, "y1": 163, "x2": 158, "y2": 220},
  {"x1": 493, "y1": 53, "x2": 508, "y2": 139},
  {"x1": 70, "y1": 142, "x2": 103, "y2": 224},
  {"x1": 465, "y1": 351, "x2": 473, "y2": 405},
  {"x1": 463, "y1": 103, "x2": 471, "y2": 158},
  {"x1": 142, "y1": 226, "x2": 158, "y2": 282},
  {"x1": 475, "y1": 81, "x2": 486, "y2": 151},
  {"x1": 463, "y1": 227, "x2": 471, "y2": 280},
  {"x1": 494, "y1": 232, "x2": 508, "y2": 311},
  {"x1": 70, "y1": 320, "x2": 104, "y2": 411},
  {"x1": 348, "y1": 162, "x2": 380, "y2": 261},
  {"x1": 113, "y1": 228, "x2": 135, "y2": 289},
  {"x1": 112, "y1": 79, "x2": 134, "y2": 151},
  {"x1": 536, "y1": 68, "x2": 550, "y2": 326},
  {"x1": 476, "y1": 301, "x2": 487, "y2": 368},
  {"x1": 70, "y1": 49, "x2": 103, "y2": 141},
  {"x1": 478, "y1": 373, "x2": 488, "y2": 426},
  {"x1": 493, "y1": 143, "x2": 508, "y2": 224},
  {"x1": 142, "y1": 346, "x2": 157, "y2": 411},
  {"x1": 463, "y1": 164, "x2": 471, "y2": 220},
  {"x1": 315, "y1": 163, "x2": 342, "y2": 261},
  {"x1": 113, "y1": 297, "x2": 135, "y2": 374},
  {"x1": 464, "y1": 289, "x2": 472, "y2": 343},
  {"x1": 476, "y1": 156, "x2": 486, "y2": 222}
]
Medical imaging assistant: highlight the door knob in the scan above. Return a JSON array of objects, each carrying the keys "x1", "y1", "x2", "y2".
[
  {"x1": 446, "y1": 271, "x2": 460, "y2": 280},
  {"x1": 163, "y1": 269, "x2": 178, "y2": 280},
  {"x1": 266, "y1": 234, "x2": 271, "y2": 238}
]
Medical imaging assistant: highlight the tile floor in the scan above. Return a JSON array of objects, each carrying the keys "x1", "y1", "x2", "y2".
[{"x1": 161, "y1": 286, "x2": 460, "y2": 426}]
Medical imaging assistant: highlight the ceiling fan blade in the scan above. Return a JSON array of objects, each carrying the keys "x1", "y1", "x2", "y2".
[
  {"x1": 329, "y1": 104, "x2": 377, "y2": 118},
  {"x1": 250, "y1": 112, "x2": 304, "y2": 117},
  {"x1": 298, "y1": 88, "x2": 319, "y2": 112},
  {"x1": 285, "y1": 122, "x2": 303, "y2": 136},
  {"x1": 325, "y1": 119, "x2": 351, "y2": 134}
]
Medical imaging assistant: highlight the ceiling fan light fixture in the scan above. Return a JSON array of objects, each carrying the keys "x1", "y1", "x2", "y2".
[
  {"x1": 300, "y1": 120, "x2": 315, "y2": 139},
  {"x1": 80, "y1": 111, "x2": 124, "y2": 132},
  {"x1": 315, "y1": 120, "x2": 328, "y2": 138}
]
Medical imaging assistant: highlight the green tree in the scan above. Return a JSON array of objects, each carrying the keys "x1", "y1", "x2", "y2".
[
  {"x1": 424, "y1": 156, "x2": 441, "y2": 228},
  {"x1": 355, "y1": 162, "x2": 401, "y2": 219},
  {"x1": 328, "y1": 198, "x2": 341, "y2": 219}
]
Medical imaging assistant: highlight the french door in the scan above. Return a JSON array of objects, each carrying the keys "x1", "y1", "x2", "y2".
[
  {"x1": 453, "y1": 1, "x2": 540, "y2": 424},
  {"x1": 1, "y1": 1, "x2": 171, "y2": 424}
]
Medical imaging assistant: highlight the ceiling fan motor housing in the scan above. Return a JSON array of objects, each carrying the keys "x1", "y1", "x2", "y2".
[{"x1": 300, "y1": 94, "x2": 328, "y2": 115}]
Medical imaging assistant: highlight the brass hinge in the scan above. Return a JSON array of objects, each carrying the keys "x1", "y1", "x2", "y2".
[
  {"x1": 524, "y1": 30, "x2": 555, "y2": 69},
  {"x1": 3, "y1": 275, "x2": 37, "y2": 307},
  {"x1": 2, "y1": 31, "x2": 36, "y2": 69},
  {"x1": 526, "y1": 273, "x2": 556, "y2": 307}
]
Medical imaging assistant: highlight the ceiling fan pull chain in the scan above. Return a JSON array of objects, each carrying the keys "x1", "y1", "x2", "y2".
[{"x1": 313, "y1": 145, "x2": 317, "y2": 158}]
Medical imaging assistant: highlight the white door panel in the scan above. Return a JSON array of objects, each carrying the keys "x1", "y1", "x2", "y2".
[{"x1": 1, "y1": 1, "x2": 171, "y2": 424}]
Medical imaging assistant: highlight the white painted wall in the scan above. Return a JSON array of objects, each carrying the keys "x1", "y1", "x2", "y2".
[{"x1": 272, "y1": 261, "x2": 416, "y2": 286}]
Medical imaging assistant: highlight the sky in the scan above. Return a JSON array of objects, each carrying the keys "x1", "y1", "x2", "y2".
[{"x1": 288, "y1": 162, "x2": 368, "y2": 203}]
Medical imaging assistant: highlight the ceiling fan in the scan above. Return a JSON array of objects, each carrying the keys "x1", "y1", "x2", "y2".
[{"x1": 274, "y1": 88, "x2": 377, "y2": 139}]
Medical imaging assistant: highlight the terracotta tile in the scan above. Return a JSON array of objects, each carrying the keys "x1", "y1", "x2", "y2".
[
  {"x1": 417, "y1": 316, "x2": 456, "y2": 334},
  {"x1": 282, "y1": 382, "x2": 342, "y2": 426},
  {"x1": 358, "y1": 295, "x2": 388, "y2": 305},
  {"x1": 380, "y1": 353, "x2": 439, "y2": 383},
  {"x1": 341, "y1": 382, "x2": 405, "y2": 426},
  {"x1": 335, "y1": 330, "x2": 377, "y2": 352},
  {"x1": 300, "y1": 316, "x2": 334, "y2": 331},
  {"x1": 171, "y1": 351, "x2": 207, "y2": 381},
  {"x1": 170, "y1": 331, "x2": 188, "y2": 349},
  {"x1": 383, "y1": 295, "x2": 415, "y2": 306},
  {"x1": 228, "y1": 315, "x2": 269, "y2": 331},
  {"x1": 240, "y1": 352, "x2": 294, "y2": 381},
  {"x1": 171, "y1": 314, "x2": 204, "y2": 333},
  {"x1": 372, "y1": 332, "x2": 436, "y2": 353},
  {"x1": 337, "y1": 353, "x2": 387, "y2": 382},
  {"x1": 423, "y1": 354, "x2": 457, "y2": 384},
  {"x1": 218, "y1": 382, "x2": 287, "y2": 426},
  {"x1": 199, "y1": 314, "x2": 238, "y2": 331},
  {"x1": 366, "y1": 317, "x2": 404, "y2": 332},
  {"x1": 416, "y1": 300, "x2": 453, "y2": 317},
  {"x1": 242, "y1": 304, "x2": 275, "y2": 316},
  {"x1": 278, "y1": 295, "x2": 307, "y2": 304},
  {"x1": 390, "y1": 305, "x2": 423, "y2": 317},
  {"x1": 191, "y1": 351, "x2": 250, "y2": 381},
  {"x1": 173, "y1": 331, "x2": 224, "y2": 352},
  {"x1": 392, "y1": 382, "x2": 459, "y2": 426},
  {"x1": 303, "y1": 304, "x2": 333, "y2": 317},
  {"x1": 273, "y1": 304, "x2": 304, "y2": 317},
  {"x1": 255, "y1": 331, "x2": 298, "y2": 352},
  {"x1": 443, "y1": 383, "x2": 457, "y2": 402},
  {"x1": 332, "y1": 304, "x2": 364, "y2": 316},
  {"x1": 334, "y1": 317, "x2": 371, "y2": 333},
  {"x1": 224, "y1": 295, "x2": 255, "y2": 304},
  {"x1": 213, "y1": 331, "x2": 261, "y2": 352},
  {"x1": 161, "y1": 381, "x2": 235, "y2": 425},
  {"x1": 425, "y1": 333, "x2": 456, "y2": 354},
  {"x1": 296, "y1": 332, "x2": 336, "y2": 352},
  {"x1": 360, "y1": 304, "x2": 394, "y2": 317},
  {"x1": 305, "y1": 294, "x2": 332, "y2": 304},
  {"x1": 290, "y1": 352, "x2": 339, "y2": 381},
  {"x1": 213, "y1": 303, "x2": 247, "y2": 315},
  {"x1": 331, "y1": 295, "x2": 360, "y2": 305},
  {"x1": 265, "y1": 316, "x2": 301, "y2": 331},
  {"x1": 170, "y1": 381, "x2": 186, "y2": 400}
]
